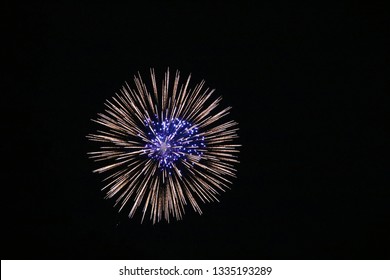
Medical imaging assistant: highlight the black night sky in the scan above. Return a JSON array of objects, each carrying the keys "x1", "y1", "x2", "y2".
[{"x1": 4, "y1": 2, "x2": 389, "y2": 259}]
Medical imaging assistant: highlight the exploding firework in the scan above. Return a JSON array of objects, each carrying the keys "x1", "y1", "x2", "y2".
[{"x1": 87, "y1": 69, "x2": 240, "y2": 223}]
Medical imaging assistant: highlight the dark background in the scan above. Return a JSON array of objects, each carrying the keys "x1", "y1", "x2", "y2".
[{"x1": 4, "y1": 2, "x2": 389, "y2": 259}]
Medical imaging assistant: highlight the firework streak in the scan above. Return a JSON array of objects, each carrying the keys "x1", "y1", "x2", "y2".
[{"x1": 87, "y1": 69, "x2": 240, "y2": 223}]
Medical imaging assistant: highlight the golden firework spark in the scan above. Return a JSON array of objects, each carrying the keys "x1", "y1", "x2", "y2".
[{"x1": 87, "y1": 69, "x2": 240, "y2": 223}]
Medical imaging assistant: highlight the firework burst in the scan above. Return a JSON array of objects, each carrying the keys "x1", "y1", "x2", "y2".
[{"x1": 87, "y1": 69, "x2": 240, "y2": 223}]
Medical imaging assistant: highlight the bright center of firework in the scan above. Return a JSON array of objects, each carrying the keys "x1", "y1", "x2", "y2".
[
  {"x1": 144, "y1": 118, "x2": 205, "y2": 170},
  {"x1": 159, "y1": 141, "x2": 169, "y2": 154}
]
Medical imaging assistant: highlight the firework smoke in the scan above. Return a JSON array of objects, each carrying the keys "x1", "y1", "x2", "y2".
[{"x1": 87, "y1": 69, "x2": 240, "y2": 223}]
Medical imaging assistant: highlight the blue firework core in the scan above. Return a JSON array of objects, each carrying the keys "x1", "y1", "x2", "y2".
[{"x1": 144, "y1": 118, "x2": 205, "y2": 169}]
